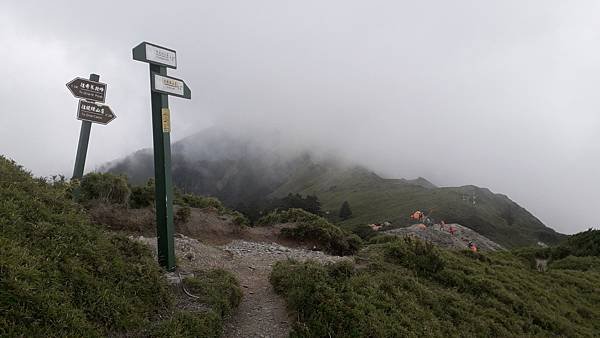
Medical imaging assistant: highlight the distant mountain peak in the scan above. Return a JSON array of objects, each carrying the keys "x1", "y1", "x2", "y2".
[{"x1": 104, "y1": 128, "x2": 564, "y2": 247}]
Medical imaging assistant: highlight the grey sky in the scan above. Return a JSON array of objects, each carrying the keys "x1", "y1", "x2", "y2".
[{"x1": 1, "y1": 1, "x2": 598, "y2": 234}]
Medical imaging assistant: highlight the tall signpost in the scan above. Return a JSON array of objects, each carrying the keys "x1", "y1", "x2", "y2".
[
  {"x1": 133, "y1": 42, "x2": 191, "y2": 271},
  {"x1": 68, "y1": 74, "x2": 115, "y2": 183}
]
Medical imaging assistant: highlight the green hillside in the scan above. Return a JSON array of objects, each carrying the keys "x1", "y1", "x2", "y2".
[
  {"x1": 106, "y1": 130, "x2": 564, "y2": 248},
  {"x1": 0, "y1": 157, "x2": 240, "y2": 337},
  {"x1": 271, "y1": 165, "x2": 564, "y2": 248},
  {"x1": 271, "y1": 236, "x2": 600, "y2": 337}
]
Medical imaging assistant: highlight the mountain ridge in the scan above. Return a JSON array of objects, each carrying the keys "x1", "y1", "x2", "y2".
[{"x1": 104, "y1": 128, "x2": 565, "y2": 247}]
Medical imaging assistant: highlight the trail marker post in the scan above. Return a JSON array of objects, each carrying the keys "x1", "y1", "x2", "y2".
[
  {"x1": 133, "y1": 42, "x2": 191, "y2": 271},
  {"x1": 69, "y1": 74, "x2": 116, "y2": 195}
]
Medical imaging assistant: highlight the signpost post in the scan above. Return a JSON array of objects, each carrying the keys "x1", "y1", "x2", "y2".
[
  {"x1": 69, "y1": 74, "x2": 115, "y2": 182},
  {"x1": 133, "y1": 42, "x2": 191, "y2": 271}
]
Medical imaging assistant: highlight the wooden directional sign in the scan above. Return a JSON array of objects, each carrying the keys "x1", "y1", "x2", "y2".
[
  {"x1": 66, "y1": 77, "x2": 107, "y2": 103},
  {"x1": 133, "y1": 42, "x2": 177, "y2": 69},
  {"x1": 77, "y1": 99, "x2": 116, "y2": 125},
  {"x1": 151, "y1": 73, "x2": 191, "y2": 99}
]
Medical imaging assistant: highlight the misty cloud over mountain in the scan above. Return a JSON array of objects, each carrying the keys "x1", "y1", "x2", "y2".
[
  {"x1": 1, "y1": 1, "x2": 599, "y2": 233},
  {"x1": 105, "y1": 127, "x2": 564, "y2": 247}
]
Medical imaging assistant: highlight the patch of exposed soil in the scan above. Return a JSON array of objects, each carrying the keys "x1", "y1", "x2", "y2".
[{"x1": 90, "y1": 204, "x2": 303, "y2": 248}]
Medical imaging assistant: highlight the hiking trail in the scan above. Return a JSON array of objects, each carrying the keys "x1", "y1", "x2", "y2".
[{"x1": 133, "y1": 234, "x2": 350, "y2": 338}]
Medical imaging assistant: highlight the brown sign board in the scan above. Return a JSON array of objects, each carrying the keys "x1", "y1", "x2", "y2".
[
  {"x1": 67, "y1": 77, "x2": 107, "y2": 103},
  {"x1": 77, "y1": 100, "x2": 116, "y2": 125}
]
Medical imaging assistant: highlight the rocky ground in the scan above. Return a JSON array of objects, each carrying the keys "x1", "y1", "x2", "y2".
[
  {"x1": 133, "y1": 234, "x2": 351, "y2": 338},
  {"x1": 384, "y1": 223, "x2": 504, "y2": 251}
]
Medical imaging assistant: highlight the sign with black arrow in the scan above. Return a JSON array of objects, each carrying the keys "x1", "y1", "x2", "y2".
[
  {"x1": 77, "y1": 99, "x2": 116, "y2": 125},
  {"x1": 151, "y1": 73, "x2": 191, "y2": 99},
  {"x1": 66, "y1": 77, "x2": 107, "y2": 103}
]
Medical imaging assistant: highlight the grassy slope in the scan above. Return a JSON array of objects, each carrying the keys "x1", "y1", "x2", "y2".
[
  {"x1": 0, "y1": 157, "x2": 241, "y2": 337},
  {"x1": 271, "y1": 165, "x2": 564, "y2": 248},
  {"x1": 271, "y1": 237, "x2": 600, "y2": 337},
  {"x1": 0, "y1": 157, "x2": 172, "y2": 336}
]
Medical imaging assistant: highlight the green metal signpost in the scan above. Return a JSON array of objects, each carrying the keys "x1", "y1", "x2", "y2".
[
  {"x1": 71, "y1": 74, "x2": 100, "y2": 181},
  {"x1": 133, "y1": 42, "x2": 191, "y2": 271},
  {"x1": 69, "y1": 74, "x2": 115, "y2": 192}
]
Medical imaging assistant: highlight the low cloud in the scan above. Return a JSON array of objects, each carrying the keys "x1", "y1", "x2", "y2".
[{"x1": 1, "y1": 1, "x2": 599, "y2": 233}]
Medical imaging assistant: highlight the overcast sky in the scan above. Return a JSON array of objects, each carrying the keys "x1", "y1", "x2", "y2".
[{"x1": 1, "y1": 1, "x2": 599, "y2": 234}]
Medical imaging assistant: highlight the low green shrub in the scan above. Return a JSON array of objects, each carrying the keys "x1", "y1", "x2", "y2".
[
  {"x1": 174, "y1": 206, "x2": 192, "y2": 225},
  {"x1": 562, "y1": 229, "x2": 600, "y2": 257},
  {"x1": 551, "y1": 255, "x2": 600, "y2": 272},
  {"x1": 384, "y1": 236, "x2": 445, "y2": 276},
  {"x1": 261, "y1": 209, "x2": 362, "y2": 255},
  {"x1": 151, "y1": 269, "x2": 242, "y2": 337},
  {"x1": 230, "y1": 211, "x2": 250, "y2": 226},
  {"x1": 257, "y1": 207, "x2": 321, "y2": 225},
  {"x1": 368, "y1": 234, "x2": 401, "y2": 245},
  {"x1": 80, "y1": 172, "x2": 131, "y2": 205},
  {"x1": 150, "y1": 310, "x2": 222, "y2": 338},
  {"x1": 174, "y1": 193, "x2": 249, "y2": 224},
  {"x1": 183, "y1": 269, "x2": 242, "y2": 318},
  {"x1": 129, "y1": 178, "x2": 155, "y2": 208},
  {"x1": 513, "y1": 228, "x2": 600, "y2": 268},
  {"x1": 176, "y1": 193, "x2": 224, "y2": 210},
  {"x1": 347, "y1": 224, "x2": 377, "y2": 240}
]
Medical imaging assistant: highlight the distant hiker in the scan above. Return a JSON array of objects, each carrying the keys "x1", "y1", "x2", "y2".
[
  {"x1": 410, "y1": 211, "x2": 424, "y2": 222},
  {"x1": 449, "y1": 226, "x2": 456, "y2": 236},
  {"x1": 468, "y1": 242, "x2": 478, "y2": 252}
]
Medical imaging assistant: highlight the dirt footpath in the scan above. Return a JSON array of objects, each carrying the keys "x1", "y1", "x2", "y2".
[{"x1": 133, "y1": 235, "x2": 351, "y2": 338}]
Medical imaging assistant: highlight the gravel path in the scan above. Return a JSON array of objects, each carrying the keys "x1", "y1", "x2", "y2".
[{"x1": 133, "y1": 235, "x2": 351, "y2": 338}]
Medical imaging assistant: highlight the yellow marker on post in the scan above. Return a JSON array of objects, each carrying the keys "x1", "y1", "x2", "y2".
[{"x1": 161, "y1": 108, "x2": 171, "y2": 133}]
